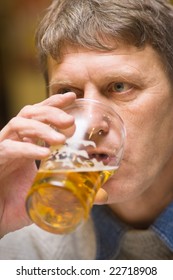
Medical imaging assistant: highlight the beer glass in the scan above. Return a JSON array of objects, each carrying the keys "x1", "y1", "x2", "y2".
[{"x1": 26, "y1": 99, "x2": 125, "y2": 234}]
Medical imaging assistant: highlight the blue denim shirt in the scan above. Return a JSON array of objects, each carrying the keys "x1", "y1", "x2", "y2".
[{"x1": 91, "y1": 202, "x2": 173, "y2": 259}]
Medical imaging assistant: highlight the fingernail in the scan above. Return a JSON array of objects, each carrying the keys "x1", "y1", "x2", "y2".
[
  {"x1": 38, "y1": 147, "x2": 50, "y2": 155},
  {"x1": 51, "y1": 131, "x2": 66, "y2": 142}
]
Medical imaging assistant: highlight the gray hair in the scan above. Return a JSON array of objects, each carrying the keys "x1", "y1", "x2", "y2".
[{"x1": 36, "y1": 0, "x2": 173, "y2": 83}]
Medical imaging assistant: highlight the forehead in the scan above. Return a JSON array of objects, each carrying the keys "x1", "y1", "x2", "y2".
[{"x1": 47, "y1": 43, "x2": 166, "y2": 83}]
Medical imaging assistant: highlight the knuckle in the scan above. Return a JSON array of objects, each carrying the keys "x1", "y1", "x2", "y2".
[
  {"x1": 0, "y1": 139, "x2": 11, "y2": 151},
  {"x1": 8, "y1": 117, "x2": 18, "y2": 130},
  {"x1": 19, "y1": 104, "x2": 33, "y2": 116}
]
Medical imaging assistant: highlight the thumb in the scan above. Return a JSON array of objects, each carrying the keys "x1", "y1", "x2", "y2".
[{"x1": 94, "y1": 188, "x2": 108, "y2": 205}]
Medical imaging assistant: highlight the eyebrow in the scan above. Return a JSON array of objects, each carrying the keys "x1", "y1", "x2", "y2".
[
  {"x1": 47, "y1": 80, "x2": 75, "y2": 94},
  {"x1": 48, "y1": 79, "x2": 72, "y2": 87},
  {"x1": 48, "y1": 67, "x2": 146, "y2": 93},
  {"x1": 48, "y1": 79, "x2": 74, "y2": 88},
  {"x1": 105, "y1": 63, "x2": 150, "y2": 90}
]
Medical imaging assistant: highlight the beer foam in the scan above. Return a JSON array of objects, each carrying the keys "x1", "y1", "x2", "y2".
[
  {"x1": 40, "y1": 165, "x2": 118, "y2": 173},
  {"x1": 42, "y1": 139, "x2": 118, "y2": 172}
]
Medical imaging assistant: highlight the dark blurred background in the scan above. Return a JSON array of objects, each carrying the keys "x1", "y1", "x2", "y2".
[
  {"x1": 0, "y1": 0, "x2": 173, "y2": 130},
  {"x1": 0, "y1": 0, "x2": 51, "y2": 129}
]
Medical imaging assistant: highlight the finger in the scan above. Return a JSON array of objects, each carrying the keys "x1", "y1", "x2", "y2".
[
  {"x1": 0, "y1": 139, "x2": 50, "y2": 163},
  {"x1": 36, "y1": 92, "x2": 76, "y2": 107},
  {"x1": 94, "y1": 188, "x2": 108, "y2": 205},
  {"x1": 18, "y1": 105, "x2": 75, "y2": 129},
  {"x1": 0, "y1": 117, "x2": 66, "y2": 144}
]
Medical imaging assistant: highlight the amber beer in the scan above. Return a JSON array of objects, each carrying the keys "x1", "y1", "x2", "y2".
[{"x1": 26, "y1": 166, "x2": 116, "y2": 234}]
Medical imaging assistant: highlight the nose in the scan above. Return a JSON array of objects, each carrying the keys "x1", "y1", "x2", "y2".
[
  {"x1": 87, "y1": 114, "x2": 110, "y2": 139},
  {"x1": 82, "y1": 106, "x2": 110, "y2": 140},
  {"x1": 82, "y1": 90, "x2": 113, "y2": 137}
]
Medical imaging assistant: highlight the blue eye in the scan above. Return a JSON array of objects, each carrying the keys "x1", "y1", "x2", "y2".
[
  {"x1": 111, "y1": 82, "x2": 131, "y2": 93},
  {"x1": 114, "y1": 83, "x2": 125, "y2": 92}
]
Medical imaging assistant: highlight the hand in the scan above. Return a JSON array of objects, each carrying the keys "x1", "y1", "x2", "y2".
[
  {"x1": 0, "y1": 92, "x2": 76, "y2": 237},
  {"x1": 94, "y1": 188, "x2": 108, "y2": 205}
]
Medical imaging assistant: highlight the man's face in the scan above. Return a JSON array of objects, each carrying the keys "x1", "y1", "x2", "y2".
[{"x1": 48, "y1": 43, "x2": 173, "y2": 204}]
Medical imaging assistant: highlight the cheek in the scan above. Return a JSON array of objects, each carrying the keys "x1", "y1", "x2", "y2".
[
  {"x1": 122, "y1": 92, "x2": 173, "y2": 157},
  {"x1": 123, "y1": 112, "x2": 171, "y2": 175},
  {"x1": 104, "y1": 97, "x2": 173, "y2": 201}
]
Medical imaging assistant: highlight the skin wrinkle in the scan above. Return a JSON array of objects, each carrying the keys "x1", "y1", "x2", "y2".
[{"x1": 46, "y1": 42, "x2": 173, "y2": 228}]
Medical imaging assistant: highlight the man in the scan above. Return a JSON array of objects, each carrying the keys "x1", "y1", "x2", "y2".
[{"x1": 0, "y1": 0, "x2": 173, "y2": 259}]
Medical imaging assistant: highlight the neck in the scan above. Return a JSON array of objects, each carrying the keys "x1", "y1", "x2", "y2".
[{"x1": 109, "y1": 159, "x2": 173, "y2": 229}]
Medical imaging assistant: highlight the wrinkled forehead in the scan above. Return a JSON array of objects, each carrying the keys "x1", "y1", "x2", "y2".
[
  {"x1": 47, "y1": 43, "x2": 169, "y2": 90},
  {"x1": 47, "y1": 40, "x2": 163, "y2": 68},
  {"x1": 44, "y1": 40, "x2": 173, "y2": 90}
]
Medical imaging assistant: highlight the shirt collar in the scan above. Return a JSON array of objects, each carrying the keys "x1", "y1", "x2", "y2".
[
  {"x1": 92, "y1": 202, "x2": 173, "y2": 259},
  {"x1": 151, "y1": 201, "x2": 173, "y2": 251},
  {"x1": 91, "y1": 205, "x2": 127, "y2": 259}
]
